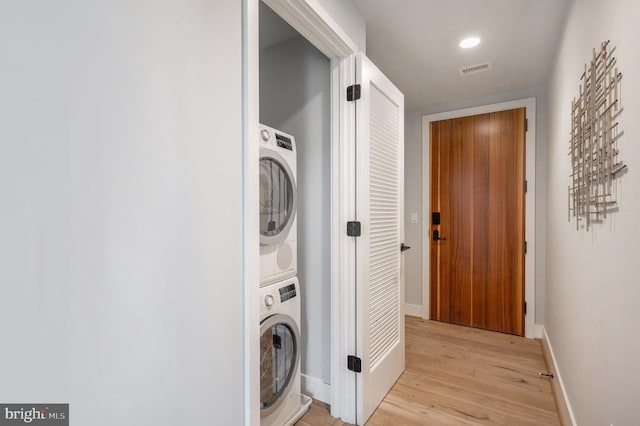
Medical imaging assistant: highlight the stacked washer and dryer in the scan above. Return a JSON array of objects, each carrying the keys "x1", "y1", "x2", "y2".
[{"x1": 258, "y1": 124, "x2": 312, "y2": 426}]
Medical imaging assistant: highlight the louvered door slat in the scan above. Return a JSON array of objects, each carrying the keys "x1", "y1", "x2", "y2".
[{"x1": 368, "y1": 83, "x2": 400, "y2": 369}]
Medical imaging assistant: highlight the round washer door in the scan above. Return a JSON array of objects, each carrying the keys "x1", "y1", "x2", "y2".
[
  {"x1": 260, "y1": 149, "x2": 297, "y2": 245},
  {"x1": 260, "y1": 313, "x2": 300, "y2": 418}
]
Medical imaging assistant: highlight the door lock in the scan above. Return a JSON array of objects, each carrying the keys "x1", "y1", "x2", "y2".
[{"x1": 433, "y1": 230, "x2": 446, "y2": 241}]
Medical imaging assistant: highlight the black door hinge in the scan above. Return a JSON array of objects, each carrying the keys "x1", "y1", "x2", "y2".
[
  {"x1": 525, "y1": 118, "x2": 528, "y2": 132},
  {"x1": 524, "y1": 301, "x2": 527, "y2": 315},
  {"x1": 524, "y1": 241, "x2": 528, "y2": 254},
  {"x1": 347, "y1": 355, "x2": 362, "y2": 373},
  {"x1": 347, "y1": 221, "x2": 361, "y2": 237},
  {"x1": 347, "y1": 84, "x2": 361, "y2": 101},
  {"x1": 524, "y1": 180, "x2": 528, "y2": 193}
]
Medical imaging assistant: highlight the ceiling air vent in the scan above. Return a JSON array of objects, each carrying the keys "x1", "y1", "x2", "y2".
[{"x1": 459, "y1": 61, "x2": 493, "y2": 76}]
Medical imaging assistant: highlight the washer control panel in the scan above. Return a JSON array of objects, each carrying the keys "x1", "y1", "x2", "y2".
[
  {"x1": 275, "y1": 133, "x2": 293, "y2": 151},
  {"x1": 260, "y1": 282, "x2": 298, "y2": 317},
  {"x1": 278, "y1": 283, "x2": 297, "y2": 302},
  {"x1": 264, "y1": 293, "x2": 275, "y2": 307},
  {"x1": 259, "y1": 124, "x2": 296, "y2": 156}
]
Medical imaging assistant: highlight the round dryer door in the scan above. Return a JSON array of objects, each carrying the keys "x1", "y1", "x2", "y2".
[
  {"x1": 259, "y1": 151, "x2": 296, "y2": 245},
  {"x1": 260, "y1": 313, "x2": 300, "y2": 418}
]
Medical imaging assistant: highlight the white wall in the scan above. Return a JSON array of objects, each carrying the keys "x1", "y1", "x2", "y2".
[
  {"x1": 546, "y1": 0, "x2": 640, "y2": 424},
  {"x1": 260, "y1": 36, "x2": 332, "y2": 386},
  {"x1": 0, "y1": 2, "x2": 245, "y2": 425},
  {"x1": 315, "y1": 0, "x2": 366, "y2": 52},
  {"x1": 404, "y1": 86, "x2": 548, "y2": 324}
]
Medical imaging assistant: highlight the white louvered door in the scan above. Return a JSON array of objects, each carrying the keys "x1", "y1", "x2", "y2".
[{"x1": 355, "y1": 53, "x2": 405, "y2": 425}]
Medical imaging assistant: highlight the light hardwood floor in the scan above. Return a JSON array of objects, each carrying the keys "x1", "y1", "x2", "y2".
[{"x1": 298, "y1": 316, "x2": 560, "y2": 425}]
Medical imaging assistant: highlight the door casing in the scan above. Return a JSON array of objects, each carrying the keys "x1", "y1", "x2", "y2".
[{"x1": 420, "y1": 98, "x2": 537, "y2": 338}]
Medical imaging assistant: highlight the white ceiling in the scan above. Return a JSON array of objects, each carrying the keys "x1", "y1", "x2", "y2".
[{"x1": 352, "y1": 0, "x2": 571, "y2": 109}]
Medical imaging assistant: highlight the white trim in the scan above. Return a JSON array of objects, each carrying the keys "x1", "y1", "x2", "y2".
[
  {"x1": 331, "y1": 55, "x2": 357, "y2": 423},
  {"x1": 301, "y1": 374, "x2": 332, "y2": 404},
  {"x1": 534, "y1": 323, "x2": 544, "y2": 339},
  {"x1": 329, "y1": 58, "x2": 342, "y2": 421},
  {"x1": 405, "y1": 303, "x2": 423, "y2": 318},
  {"x1": 263, "y1": 0, "x2": 358, "y2": 58},
  {"x1": 242, "y1": 0, "x2": 260, "y2": 424},
  {"x1": 421, "y1": 98, "x2": 537, "y2": 338},
  {"x1": 542, "y1": 326, "x2": 577, "y2": 425}
]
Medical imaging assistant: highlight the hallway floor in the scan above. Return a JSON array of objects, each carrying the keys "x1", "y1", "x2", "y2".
[{"x1": 298, "y1": 316, "x2": 560, "y2": 425}]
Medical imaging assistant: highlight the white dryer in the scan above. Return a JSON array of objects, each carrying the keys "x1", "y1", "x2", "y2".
[
  {"x1": 259, "y1": 124, "x2": 297, "y2": 285},
  {"x1": 260, "y1": 277, "x2": 311, "y2": 426}
]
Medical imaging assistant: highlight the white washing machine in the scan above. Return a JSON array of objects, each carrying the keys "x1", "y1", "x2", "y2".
[
  {"x1": 259, "y1": 124, "x2": 297, "y2": 286},
  {"x1": 260, "y1": 277, "x2": 311, "y2": 426}
]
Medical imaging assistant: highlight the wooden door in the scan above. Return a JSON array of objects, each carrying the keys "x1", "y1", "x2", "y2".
[{"x1": 430, "y1": 108, "x2": 525, "y2": 336}]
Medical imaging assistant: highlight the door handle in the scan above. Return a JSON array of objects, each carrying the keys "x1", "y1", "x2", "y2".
[
  {"x1": 400, "y1": 243, "x2": 411, "y2": 252},
  {"x1": 433, "y1": 230, "x2": 447, "y2": 241}
]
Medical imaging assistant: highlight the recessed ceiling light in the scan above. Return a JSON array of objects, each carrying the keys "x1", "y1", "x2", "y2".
[{"x1": 459, "y1": 37, "x2": 480, "y2": 49}]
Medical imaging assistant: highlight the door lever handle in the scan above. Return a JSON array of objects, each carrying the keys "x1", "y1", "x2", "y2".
[
  {"x1": 400, "y1": 243, "x2": 411, "y2": 252},
  {"x1": 433, "y1": 230, "x2": 447, "y2": 241}
]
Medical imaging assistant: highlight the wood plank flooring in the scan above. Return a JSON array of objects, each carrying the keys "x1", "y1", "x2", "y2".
[{"x1": 298, "y1": 317, "x2": 560, "y2": 425}]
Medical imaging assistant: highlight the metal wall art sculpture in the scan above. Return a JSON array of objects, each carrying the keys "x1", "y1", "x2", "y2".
[{"x1": 568, "y1": 40, "x2": 626, "y2": 231}]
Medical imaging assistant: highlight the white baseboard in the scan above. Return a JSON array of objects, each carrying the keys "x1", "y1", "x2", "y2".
[
  {"x1": 301, "y1": 374, "x2": 330, "y2": 404},
  {"x1": 541, "y1": 326, "x2": 577, "y2": 426},
  {"x1": 534, "y1": 323, "x2": 544, "y2": 339},
  {"x1": 405, "y1": 303, "x2": 423, "y2": 318}
]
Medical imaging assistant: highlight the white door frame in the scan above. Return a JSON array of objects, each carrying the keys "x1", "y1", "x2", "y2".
[
  {"x1": 420, "y1": 98, "x2": 537, "y2": 339},
  {"x1": 243, "y1": 0, "x2": 359, "y2": 423},
  {"x1": 331, "y1": 54, "x2": 357, "y2": 422}
]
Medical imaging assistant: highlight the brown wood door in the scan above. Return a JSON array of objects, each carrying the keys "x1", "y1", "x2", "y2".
[{"x1": 429, "y1": 108, "x2": 525, "y2": 336}]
